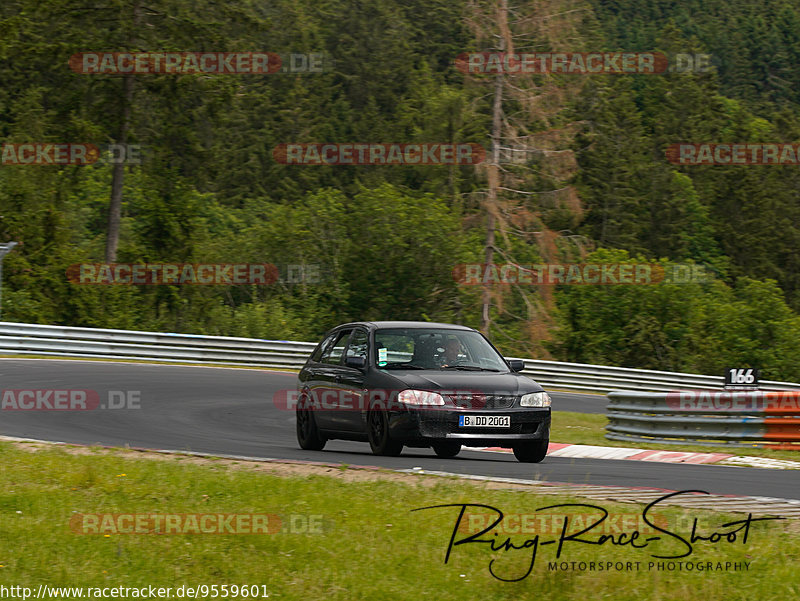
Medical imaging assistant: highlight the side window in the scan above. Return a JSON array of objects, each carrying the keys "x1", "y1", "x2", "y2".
[
  {"x1": 311, "y1": 332, "x2": 338, "y2": 363},
  {"x1": 345, "y1": 329, "x2": 369, "y2": 362},
  {"x1": 319, "y1": 329, "x2": 352, "y2": 365}
]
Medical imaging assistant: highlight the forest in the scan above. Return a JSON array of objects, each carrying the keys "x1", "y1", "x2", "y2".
[{"x1": 2, "y1": 0, "x2": 800, "y2": 380}]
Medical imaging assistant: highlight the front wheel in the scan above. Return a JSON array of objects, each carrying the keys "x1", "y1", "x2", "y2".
[
  {"x1": 432, "y1": 442, "x2": 461, "y2": 458},
  {"x1": 513, "y1": 439, "x2": 548, "y2": 463},
  {"x1": 296, "y1": 395, "x2": 326, "y2": 451},
  {"x1": 367, "y1": 403, "x2": 403, "y2": 456}
]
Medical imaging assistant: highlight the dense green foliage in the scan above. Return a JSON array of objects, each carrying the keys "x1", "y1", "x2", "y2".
[{"x1": 1, "y1": 0, "x2": 799, "y2": 379}]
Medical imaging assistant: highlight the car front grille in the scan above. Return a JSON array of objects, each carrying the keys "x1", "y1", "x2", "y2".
[{"x1": 446, "y1": 394, "x2": 517, "y2": 410}]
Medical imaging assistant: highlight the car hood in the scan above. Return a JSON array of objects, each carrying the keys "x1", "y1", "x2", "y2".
[{"x1": 381, "y1": 370, "x2": 543, "y2": 395}]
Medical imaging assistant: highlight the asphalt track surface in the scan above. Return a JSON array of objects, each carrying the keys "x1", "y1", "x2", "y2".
[{"x1": 2, "y1": 359, "x2": 798, "y2": 501}]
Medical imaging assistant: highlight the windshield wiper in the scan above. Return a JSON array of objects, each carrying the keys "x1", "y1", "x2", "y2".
[
  {"x1": 441, "y1": 365, "x2": 501, "y2": 371},
  {"x1": 381, "y1": 363, "x2": 428, "y2": 370}
]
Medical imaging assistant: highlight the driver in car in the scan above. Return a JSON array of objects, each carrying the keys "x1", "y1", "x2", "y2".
[{"x1": 440, "y1": 338, "x2": 463, "y2": 367}]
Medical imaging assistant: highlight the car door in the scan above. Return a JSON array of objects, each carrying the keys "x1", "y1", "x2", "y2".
[
  {"x1": 310, "y1": 328, "x2": 352, "y2": 431},
  {"x1": 300, "y1": 330, "x2": 338, "y2": 399},
  {"x1": 334, "y1": 327, "x2": 369, "y2": 432}
]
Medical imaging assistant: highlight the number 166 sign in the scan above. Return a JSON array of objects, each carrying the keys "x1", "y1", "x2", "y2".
[{"x1": 724, "y1": 368, "x2": 760, "y2": 387}]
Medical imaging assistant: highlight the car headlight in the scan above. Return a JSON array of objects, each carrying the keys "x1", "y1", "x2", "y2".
[
  {"x1": 520, "y1": 392, "x2": 551, "y2": 407},
  {"x1": 397, "y1": 389, "x2": 445, "y2": 406}
]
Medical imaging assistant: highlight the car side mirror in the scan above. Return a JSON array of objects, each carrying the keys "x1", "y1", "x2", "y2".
[
  {"x1": 345, "y1": 356, "x2": 366, "y2": 369},
  {"x1": 507, "y1": 359, "x2": 525, "y2": 372}
]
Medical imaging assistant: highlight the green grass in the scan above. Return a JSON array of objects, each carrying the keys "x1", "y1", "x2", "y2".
[
  {"x1": 1, "y1": 441, "x2": 798, "y2": 600},
  {"x1": 551, "y1": 411, "x2": 800, "y2": 461}
]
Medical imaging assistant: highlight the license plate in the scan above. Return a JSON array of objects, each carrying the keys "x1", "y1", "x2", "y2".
[{"x1": 459, "y1": 415, "x2": 511, "y2": 428}]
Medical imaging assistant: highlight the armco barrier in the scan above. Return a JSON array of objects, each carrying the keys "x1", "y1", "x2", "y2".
[
  {"x1": 1, "y1": 321, "x2": 800, "y2": 394},
  {"x1": 0, "y1": 322, "x2": 316, "y2": 370},
  {"x1": 606, "y1": 390, "x2": 800, "y2": 448}
]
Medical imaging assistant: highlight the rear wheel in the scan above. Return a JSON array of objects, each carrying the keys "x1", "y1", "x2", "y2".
[
  {"x1": 296, "y1": 395, "x2": 326, "y2": 451},
  {"x1": 513, "y1": 439, "x2": 548, "y2": 463},
  {"x1": 432, "y1": 442, "x2": 461, "y2": 458},
  {"x1": 367, "y1": 403, "x2": 403, "y2": 456}
]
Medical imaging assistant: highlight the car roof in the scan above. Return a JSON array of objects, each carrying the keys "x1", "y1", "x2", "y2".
[{"x1": 335, "y1": 321, "x2": 476, "y2": 331}]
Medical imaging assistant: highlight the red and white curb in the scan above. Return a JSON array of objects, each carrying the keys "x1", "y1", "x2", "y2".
[
  {"x1": 718, "y1": 456, "x2": 800, "y2": 470},
  {"x1": 474, "y1": 443, "x2": 800, "y2": 469}
]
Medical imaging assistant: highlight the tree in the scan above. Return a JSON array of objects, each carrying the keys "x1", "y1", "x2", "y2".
[{"x1": 461, "y1": 0, "x2": 590, "y2": 356}]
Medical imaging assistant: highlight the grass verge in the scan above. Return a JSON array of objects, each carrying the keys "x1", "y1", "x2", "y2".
[{"x1": 1, "y1": 440, "x2": 798, "y2": 600}]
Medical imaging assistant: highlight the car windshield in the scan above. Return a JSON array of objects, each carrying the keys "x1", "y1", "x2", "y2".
[{"x1": 374, "y1": 328, "x2": 507, "y2": 371}]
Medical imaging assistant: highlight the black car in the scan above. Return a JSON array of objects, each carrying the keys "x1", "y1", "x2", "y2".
[{"x1": 295, "y1": 321, "x2": 551, "y2": 462}]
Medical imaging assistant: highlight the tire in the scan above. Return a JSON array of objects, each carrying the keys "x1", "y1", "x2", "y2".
[
  {"x1": 367, "y1": 403, "x2": 403, "y2": 456},
  {"x1": 513, "y1": 439, "x2": 548, "y2": 463},
  {"x1": 296, "y1": 395, "x2": 326, "y2": 451},
  {"x1": 432, "y1": 441, "x2": 461, "y2": 458}
]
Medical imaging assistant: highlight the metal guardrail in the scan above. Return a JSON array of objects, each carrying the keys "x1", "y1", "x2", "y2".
[
  {"x1": 1, "y1": 321, "x2": 800, "y2": 394},
  {"x1": 0, "y1": 322, "x2": 316, "y2": 370},
  {"x1": 606, "y1": 390, "x2": 800, "y2": 448},
  {"x1": 516, "y1": 361, "x2": 800, "y2": 394}
]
